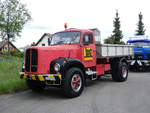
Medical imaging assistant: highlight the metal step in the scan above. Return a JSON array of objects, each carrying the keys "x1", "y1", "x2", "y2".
[{"x1": 86, "y1": 70, "x2": 97, "y2": 80}]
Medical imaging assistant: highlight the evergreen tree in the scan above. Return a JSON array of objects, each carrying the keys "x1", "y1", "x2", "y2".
[
  {"x1": 135, "y1": 12, "x2": 146, "y2": 35},
  {"x1": 104, "y1": 10, "x2": 124, "y2": 44}
]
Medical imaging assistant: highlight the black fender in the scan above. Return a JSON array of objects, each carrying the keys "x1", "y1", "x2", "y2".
[
  {"x1": 120, "y1": 57, "x2": 128, "y2": 65},
  {"x1": 63, "y1": 58, "x2": 85, "y2": 74},
  {"x1": 50, "y1": 57, "x2": 85, "y2": 75}
]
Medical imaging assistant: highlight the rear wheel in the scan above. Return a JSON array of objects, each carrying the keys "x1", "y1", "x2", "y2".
[
  {"x1": 63, "y1": 67, "x2": 84, "y2": 98},
  {"x1": 111, "y1": 61, "x2": 128, "y2": 82},
  {"x1": 26, "y1": 80, "x2": 45, "y2": 92}
]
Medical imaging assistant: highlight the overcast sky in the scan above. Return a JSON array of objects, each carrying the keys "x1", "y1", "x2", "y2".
[{"x1": 14, "y1": 0, "x2": 150, "y2": 48}]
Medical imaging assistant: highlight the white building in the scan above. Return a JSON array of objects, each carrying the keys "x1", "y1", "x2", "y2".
[{"x1": 36, "y1": 33, "x2": 51, "y2": 46}]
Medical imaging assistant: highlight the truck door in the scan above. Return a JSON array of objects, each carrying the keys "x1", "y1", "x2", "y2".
[{"x1": 82, "y1": 33, "x2": 96, "y2": 67}]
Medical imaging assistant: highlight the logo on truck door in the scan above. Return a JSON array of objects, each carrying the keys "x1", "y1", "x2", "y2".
[{"x1": 84, "y1": 48, "x2": 93, "y2": 60}]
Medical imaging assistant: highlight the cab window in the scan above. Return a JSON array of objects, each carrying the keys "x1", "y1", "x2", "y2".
[{"x1": 83, "y1": 34, "x2": 93, "y2": 44}]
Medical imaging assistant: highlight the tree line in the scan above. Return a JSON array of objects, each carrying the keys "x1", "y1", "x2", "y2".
[
  {"x1": 104, "y1": 10, "x2": 146, "y2": 44},
  {"x1": 0, "y1": 0, "x2": 146, "y2": 49}
]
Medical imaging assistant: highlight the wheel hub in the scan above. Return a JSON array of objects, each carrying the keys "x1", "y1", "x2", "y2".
[
  {"x1": 71, "y1": 74, "x2": 82, "y2": 92},
  {"x1": 122, "y1": 66, "x2": 127, "y2": 78}
]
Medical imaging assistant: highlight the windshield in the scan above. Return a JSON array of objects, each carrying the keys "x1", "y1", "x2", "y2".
[
  {"x1": 131, "y1": 42, "x2": 150, "y2": 47},
  {"x1": 50, "y1": 31, "x2": 80, "y2": 45}
]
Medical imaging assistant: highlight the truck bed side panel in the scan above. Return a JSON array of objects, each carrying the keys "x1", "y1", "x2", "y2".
[{"x1": 96, "y1": 44, "x2": 133, "y2": 58}]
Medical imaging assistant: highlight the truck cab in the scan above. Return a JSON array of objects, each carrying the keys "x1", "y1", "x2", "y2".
[
  {"x1": 127, "y1": 36, "x2": 150, "y2": 71},
  {"x1": 20, "y1": 28, "x2": 132, "y2": 98}
]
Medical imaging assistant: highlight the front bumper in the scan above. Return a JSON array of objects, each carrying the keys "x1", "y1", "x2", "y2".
[
  {"x1": 128, "y1": 60, "x2": 150, "y2": 66},
  {"x1": 19, "y1": 72, "x2": 62, "y2": 85}
]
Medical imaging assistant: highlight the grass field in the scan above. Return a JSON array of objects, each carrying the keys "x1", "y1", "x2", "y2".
[{"x1": 0, "y1": 55, "x2": 27, "y2": 94}]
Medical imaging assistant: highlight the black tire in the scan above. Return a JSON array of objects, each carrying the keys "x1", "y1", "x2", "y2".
[
  {"x1": 26, "y1": 80, "x2": 45, "y2": 92},
  {"x1": 111, "y1": 61, "x2": 128, "y2": 82},
  {"x1": 63, "y1": 67, "x2": 84, "y2": 98}
]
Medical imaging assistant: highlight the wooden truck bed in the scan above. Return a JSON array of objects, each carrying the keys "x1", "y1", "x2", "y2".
[{"x1": 96, "y1": 43, "x2": 133, "y2": 58}]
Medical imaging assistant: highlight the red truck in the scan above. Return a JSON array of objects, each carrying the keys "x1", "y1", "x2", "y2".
[{"x1": 20, "y1": 28, "x2": 133, "y2": 98}]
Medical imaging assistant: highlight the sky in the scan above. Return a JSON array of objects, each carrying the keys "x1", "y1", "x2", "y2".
[{"x1": 13, "y1": 0, "x2": 150, "y2": 48}]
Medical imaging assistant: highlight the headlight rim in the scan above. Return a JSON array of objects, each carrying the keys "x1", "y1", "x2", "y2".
[{"x1": 54, "y1": 63, "x2": 60, "y2": 72}]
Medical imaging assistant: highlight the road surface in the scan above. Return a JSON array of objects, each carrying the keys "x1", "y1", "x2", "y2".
[{"x1": 0, "y1": 71, "x2": 150, "y2": 113}]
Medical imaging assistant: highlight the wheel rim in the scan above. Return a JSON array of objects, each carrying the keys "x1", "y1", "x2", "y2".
[
  {"x1": 71, "y1": 74, "x2": 82, "y2": 92},
  {"x1": 122, "y1": 66, "x2": 127, "y2": 78}
]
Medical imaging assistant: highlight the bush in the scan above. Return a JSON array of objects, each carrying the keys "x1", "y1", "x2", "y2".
[
  {"x1": 0, "y1": 56, "x2": 27, "y2": 94},
  {"x1": 0, "y1": 50, "x2": 24, "y2": 58},
  {"x1": 10, "y1": 50, "x2": 24, "y2": 58}
]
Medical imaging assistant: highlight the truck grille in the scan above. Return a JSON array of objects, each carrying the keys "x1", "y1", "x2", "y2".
[
  {"x1": 134, "y1": 54, "x2": 143, "y2": 60},
  {"x1": 25, "y1": 49, "x2": 38, "y2": 72}
]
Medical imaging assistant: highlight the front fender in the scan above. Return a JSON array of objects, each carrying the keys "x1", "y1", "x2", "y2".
[{"x1": 50, "y1": 58, "x2": 85, "y2": 75}]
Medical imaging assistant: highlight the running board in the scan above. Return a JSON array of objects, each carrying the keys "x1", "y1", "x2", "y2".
[{"x1": 86, "y1": 70, "x2": 97, "y2": 80}]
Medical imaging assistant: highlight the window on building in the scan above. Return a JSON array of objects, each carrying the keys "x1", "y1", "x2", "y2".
[{"x1": 42, "y1": 44, "x2": 45, "y2": 46}]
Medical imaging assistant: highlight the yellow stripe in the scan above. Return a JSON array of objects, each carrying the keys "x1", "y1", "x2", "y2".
[
  {"x1": 84, "y1": 57, "x2": 93, "y2": 60},
  {"x1": 23, "y1": 74, "x2": 28, "y2": 79},
  {"x1": 58, "y1": 74, "x2": 62, "y2": 79},
  {"x1": 31, "y1": 75, "x2": 36, "y2": 80},
  {"x1": 84, "y1": 48, "x2": 86, "y2": 56},
  {"x1": 19, "y1": 75, "x2": 22, "y2": 78},
  {"x1": 38, "y1": 75, "x2": 45, "y2": 81},
  {"x1": 48, "y1": 75, "x2": 54, "y2": 77}
]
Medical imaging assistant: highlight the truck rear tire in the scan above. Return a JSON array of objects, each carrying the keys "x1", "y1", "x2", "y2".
[
  {"x1": 111, "y1": 61, "x2": 128, "y2": 82},
  {"x1": 26, "y1": 80, "x2": 45, "y2": 92},
  {"x1": 63, "y1": 67, "x2": 84, "y2": 98}
]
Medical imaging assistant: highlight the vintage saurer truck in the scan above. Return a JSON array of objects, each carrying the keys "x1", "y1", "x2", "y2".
[{"x1": 19, "y1": 28, "x2": 133, "y2": 98}]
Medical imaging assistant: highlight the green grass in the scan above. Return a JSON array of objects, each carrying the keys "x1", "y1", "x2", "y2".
[{"x1": 0, "y1": 55, "x2": 27, "y2": 94}]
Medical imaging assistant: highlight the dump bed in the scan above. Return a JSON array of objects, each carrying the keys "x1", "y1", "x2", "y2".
[{"x1": 96, "y1": 43, "x2": 133, "y2": 58}]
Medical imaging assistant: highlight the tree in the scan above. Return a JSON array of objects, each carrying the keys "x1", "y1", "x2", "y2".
[
  {"x1": 135, "y1": 12, "x2": 146, "y2": 35},
  {"x1": 0, "y1": 0, "x2": 31, "y2": 53},
  {"x1": 104, "y1": 10, "x2": 124, "y2": 44}
]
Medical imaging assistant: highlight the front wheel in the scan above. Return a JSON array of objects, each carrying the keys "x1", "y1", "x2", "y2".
[
  {"x1": 111, "y1": 62, "x2": 128, "y2": 82},
  {"x1": 63, "y1": 68, "x2": 84, "y2": 98}
]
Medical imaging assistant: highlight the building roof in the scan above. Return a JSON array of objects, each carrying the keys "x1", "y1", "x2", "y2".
[
  {"x1": 0, "y1": 41, "x2": 20, "y2": 52},
  {"x1": 0, "y1": 41, "x2": 7, "y2": 48},
  {"x1": 36, "y1": 33, "x2": 51, "y2": 46}
]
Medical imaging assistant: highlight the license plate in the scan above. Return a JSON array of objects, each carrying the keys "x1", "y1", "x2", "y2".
[{"x1": 45, "y1": 77, "x2": 55, "y2": 81}]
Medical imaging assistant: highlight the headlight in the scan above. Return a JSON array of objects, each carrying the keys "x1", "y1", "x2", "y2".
[{"x1": 54, "y1": 63, "x2": 60, "y2": 72}]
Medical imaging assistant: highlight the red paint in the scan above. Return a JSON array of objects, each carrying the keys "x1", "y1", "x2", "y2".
[{"x1": 25, "y1": 28, "x2": 112, "y2": 76}]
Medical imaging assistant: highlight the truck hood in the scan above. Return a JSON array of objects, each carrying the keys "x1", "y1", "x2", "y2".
[
  {"x1": 35, "y1": 45, "x2": 79, "y2": 51},
  {"x1": 30, "y1": 45, "x2": 81, "y2": 74}
]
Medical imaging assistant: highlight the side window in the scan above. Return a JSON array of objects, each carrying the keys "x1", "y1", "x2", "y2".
[{"x1": 83, "y1": 34, "x2": 93, "y2": 44}]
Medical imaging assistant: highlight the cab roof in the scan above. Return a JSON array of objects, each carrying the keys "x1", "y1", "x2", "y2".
[
  {"x1": 127, "y1": 39, "x2": 150, "y2": 43},
  {"x1": 54, "y1": 28, "x2": 93, "y2": 34}
]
